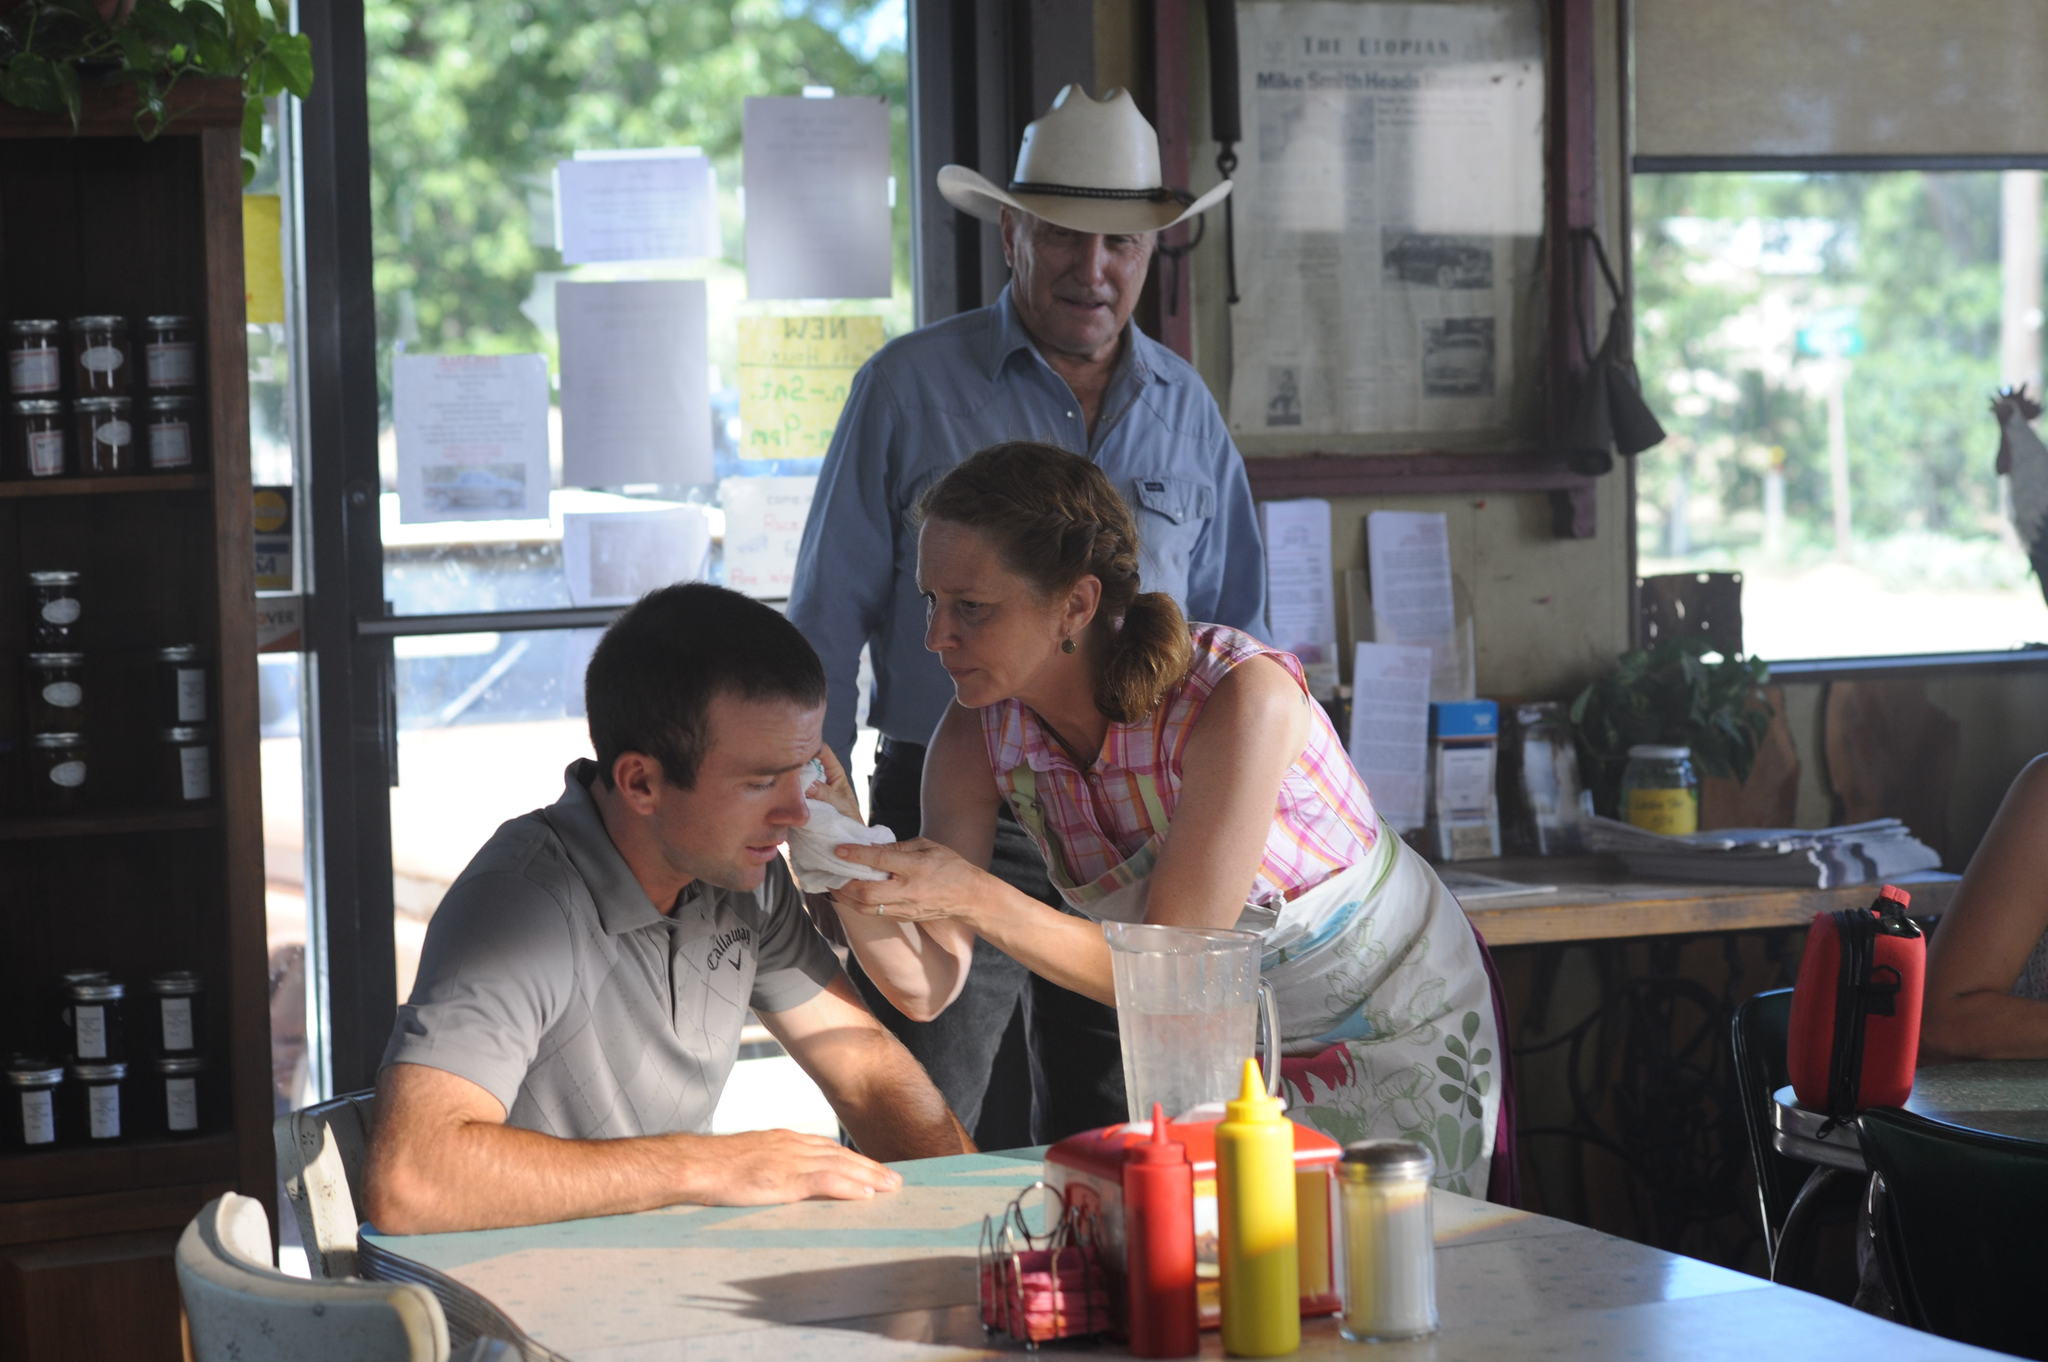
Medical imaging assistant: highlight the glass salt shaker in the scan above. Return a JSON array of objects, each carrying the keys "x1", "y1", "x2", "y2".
[{"x1": 1338, "y1": 1139, "x2": 1438, "y2": 1342}]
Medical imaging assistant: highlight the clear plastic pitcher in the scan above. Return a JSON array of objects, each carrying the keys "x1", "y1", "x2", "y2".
[{"x1": 1105, "y1": 921, "x2": 1280, "y2": 1123}]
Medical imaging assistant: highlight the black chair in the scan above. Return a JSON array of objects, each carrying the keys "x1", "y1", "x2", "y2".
[
  {"x1": 1859, "y1": 1107, "x2": 2048, "y2": 1360},
  {"x1": 1730, "y1": 988, "x2": 1859, "y2": 1294}
]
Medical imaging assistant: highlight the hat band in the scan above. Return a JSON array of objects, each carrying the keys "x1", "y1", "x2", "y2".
[{"x1": 1008, "y1": 180, "x2": 1189, "y2": 205}]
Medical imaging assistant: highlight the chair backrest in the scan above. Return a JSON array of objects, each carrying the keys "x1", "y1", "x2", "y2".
[
  {"x1": 177, "y1": 1192, "x2": 449, "y2": 1362},
  {"x1": 275, "y1": 1088, "x2": 379, "y2": 1279},
  {"x1": 1729, "y1": 987, "x2": 1803, "y2": 1253},
  {"x1": 1859, "y1": 1107, "x2": 2048, "y2": 1361}
]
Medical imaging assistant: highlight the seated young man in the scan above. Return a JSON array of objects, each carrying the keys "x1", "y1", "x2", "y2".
[{"x1": 364, "y1": 584, "x2": 970, "y2": 1234}]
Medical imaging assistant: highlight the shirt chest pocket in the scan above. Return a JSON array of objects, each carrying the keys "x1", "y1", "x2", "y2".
[{"x1": 1128, "y1": 476, "x2": 1215, "y2": 590}]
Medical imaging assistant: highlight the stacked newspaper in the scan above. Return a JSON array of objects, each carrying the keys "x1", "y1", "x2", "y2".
[{"x1": 1580, "y1": 815, "x2": 1942, "y2": 888}]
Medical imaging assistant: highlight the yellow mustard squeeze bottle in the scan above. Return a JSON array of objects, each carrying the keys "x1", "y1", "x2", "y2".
[{"x1": 1216, "y1": 1058, "x2": 1299, "y2": 1356}]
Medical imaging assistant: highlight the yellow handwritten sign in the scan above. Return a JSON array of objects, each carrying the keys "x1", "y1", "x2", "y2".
[
  {"x1": 738, "y1": 315, "x2": 884, "y2": 460},
  {"x1": 242, "y1": 194, "x2": 284, "y2": 325}
]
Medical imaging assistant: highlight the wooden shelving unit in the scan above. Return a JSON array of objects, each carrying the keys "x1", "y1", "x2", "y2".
[{"x1": 0, "y1": 80, "x2": 269, "y2": 1362}]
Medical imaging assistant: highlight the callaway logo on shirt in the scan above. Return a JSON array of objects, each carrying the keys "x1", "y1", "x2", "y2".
[{"x1": 706, "y1": 927, "x2": 752, "y2": 972}]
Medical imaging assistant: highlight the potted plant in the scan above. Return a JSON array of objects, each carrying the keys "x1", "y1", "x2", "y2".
[
  {"x1": 0, "y1": 0, "x2": 311, "y2": 181},
  {"x1": 1568, "y1": 637, "x2": 1774, "y2": 820}
]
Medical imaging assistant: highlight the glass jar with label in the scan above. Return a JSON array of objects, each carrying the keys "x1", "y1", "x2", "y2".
[
  {"x1": 9, "y1": 398, "x2": 67, "y2": 478},
  {"x1": 70, "y1": 1062, "x2": 128, "y2": 1143},
  {"x1": 66, "y1": 977, "x2": 126, "y2": 1062},
  {"x1": 75, "y1": 396, "x2": 134, "y2": 475},
  {"x1": 142, "y1": 315, "x2": 198, "y2": 392},
  {"x1": 51, "y1": 967, "x2": 109, "y2": 1058},
  {"x1": 69, "y1": 315, "x2": 131, "y2": 396},
  {"x1": 154, "y1": 645, "x2": 208, "y2": 724},
  {"x1": 1621, "y1": 744, "x2": 1701, "y2": 836},
  {"x1": 4, "y1": 1060, "x2": 65, "y2": 1150},
  {"x1": 157, "y1": 726, "x2": 212, "y2": 804},
  {"x1": 7, "y1": 319, "x2": 63, "y2": 396},
  {"x1": 144, "y1": 394, "x2": 198, "y2": 471},
  {"x1": 29, "y1": 731, "x2": 88, "y2": 811},
  {"x1": 28, "y1": 570, "x2": 81, "y2": 647},
  {"x1": 150, "y1": 1056, "x2": 207, "y2": 1136},
  {"x1": 26, "y1": 652, "x2": 85, "y2": 734},
  {"x1": 147, "y1": 969, "x2": 204, "y2": 1055}
]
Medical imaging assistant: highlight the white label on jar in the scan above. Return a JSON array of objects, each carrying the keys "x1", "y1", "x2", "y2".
[
  {"x1": 162, "y1": 996, "x2": 194, "y2": 1051},
  {"x1": 95, "y1": 419, "x2": 132, "y2": 448},
  {"x1": 165, "y1": 1077, "x2": 198, "y2": 1132},
  {"x1": 10, "y1": 349, "x2": 60, "y2": 393},
  {"x1": 27, "y1": 429, "x2": 64, "y2": 476},
  {"x1": 80, "y1": 345, "x2": 124, "y2": 375},
  {"x1": 148, "y1": 420, "x2": 192, "y2": 469},
  {"x1": 175, "y1": 668, "x2": 206, "y2": 722},
  {"x1": 20, "y1": 1089, "x2": 55, "y2": 1145},
  {"x1": 75, "y1": 1004, "x2": 107, "y2": 1058},
  {"x1": 49, "y1": 759, "x2": 86, "y2": 788},
  {"x1": 41, "y1": 680, "x2": 82, "y2": 709},
  {"x1": 180, "y1": 745, "x2": 211, "y2": 801},
  {"x1": 88, "y1": 1083, "x2": 120, "y2": 1139},
  {"x1": 40, "y1": 596, "x2": 80, "y2": 626},
  {"x1": 147, "y1": 342, "x2": 196, "y2": 388}
]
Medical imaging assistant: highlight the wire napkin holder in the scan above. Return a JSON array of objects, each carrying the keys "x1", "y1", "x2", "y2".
[{"x1": 977, "y1": 1180, "x2": 1113, "y2": 1349}]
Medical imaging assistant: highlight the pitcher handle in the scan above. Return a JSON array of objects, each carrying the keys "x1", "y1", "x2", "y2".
[{"x1": 1256, "y1": 977, "x2": 1282, "y2": 1098}]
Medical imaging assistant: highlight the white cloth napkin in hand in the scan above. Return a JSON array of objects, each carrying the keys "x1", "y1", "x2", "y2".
[{"x1": 786, "y1": 798, "x2": 896, "y2": 892}]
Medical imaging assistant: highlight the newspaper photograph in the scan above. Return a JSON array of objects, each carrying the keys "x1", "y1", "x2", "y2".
[{"x1": 1229, "y1": 1, "x2": 1545, "y2": 440}]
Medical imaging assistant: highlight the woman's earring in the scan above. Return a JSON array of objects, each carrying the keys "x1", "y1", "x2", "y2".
[{"x1": 1061, "y1": 636, "x2": 1077, "y2": 654}]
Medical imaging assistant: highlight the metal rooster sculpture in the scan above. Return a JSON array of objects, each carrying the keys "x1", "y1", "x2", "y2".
[{"x1": 1994, "y1": 385, "x2": 2048, "y2": 607}]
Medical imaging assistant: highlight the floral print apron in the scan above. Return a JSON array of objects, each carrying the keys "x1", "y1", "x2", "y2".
[{"x1": 1005, "y1": 763, "x2": 1500, "y2": 1195}]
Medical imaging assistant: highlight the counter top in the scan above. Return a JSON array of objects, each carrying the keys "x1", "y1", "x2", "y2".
[{"x1": 1450, "y1": 856, "x2": 1959, "y2": 946}]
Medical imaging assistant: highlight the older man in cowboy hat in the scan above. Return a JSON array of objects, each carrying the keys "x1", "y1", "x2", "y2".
[{"x1": 788, "y1": 86, "x2": 1264, "y2": 1149}]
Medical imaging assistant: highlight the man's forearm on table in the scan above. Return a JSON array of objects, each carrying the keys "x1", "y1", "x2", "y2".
[{"x1": 368, "y1": 1120, "x2": 700, "y2": 1234}]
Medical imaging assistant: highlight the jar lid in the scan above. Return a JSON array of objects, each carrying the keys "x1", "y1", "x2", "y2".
[
  {"x1": 160, "y1": 726, "x2": 207, "y2": 743},
  {"x1": 75, "y1": 396, "x2": 129, "y2": 411},
  {"x1": 149, "y1": 969, "x2": 202, "y2": 995},
  {"x1": 145, "y1": 395, "x2": 195, "y2": 411},
  {"x1": 70, "y1": 1062, "x2": 128, "y2": 1081},
  {"x1": 59, "y1": 967, "x2": 110, "y2": 985},
  {"x1": 154, "y1": 1056, "x2": 205, "y2": 1075},
  {"x1": 154, "y1": 644, "x2": 202, "y2": 662},
  {"x1": 70, "y1": 980, "x2": 125, "y2": 1001},
  {"x1": 6, "y1": 1060, "x2": 64, "y2": 1086},
  {"x1": 11, "y1": 399, "x2": 63, "y2": 414},
  {"x1": 1626, "y1": 744, "x2": 1692, "y2": 760},
  {"x1": 26, "y1": 651, "x2": 83, "y2": 666},
  {"x1": 28, "y1": 570, "x2": 80, "y2": 585},
  {"x1": 8, "y1": 318, "x2": 60, "y2": 333},
  {"x1": 1339, "y1": 1138, "x2": 1435, "y2": 1182},
  {"x1": 69, "y1": 315, "x2": 127, "y2": 329},
  {"x1": 143, "y1": 315, "x2": 194, "y2": 327},
  {"x1": 30, "y1": 732, "x2": 84, "y2": 748}
]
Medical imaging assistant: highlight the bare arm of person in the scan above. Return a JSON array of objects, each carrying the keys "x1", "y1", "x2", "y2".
[
  {"x1": 829, "y1": 703, "x2": 989, "y2": 1020},
  {"x1": 363, "y1": 1060, "x2": 904, "y2": 1235},
  {"x1": 834, "y1": 659, "x2": 1307, "y2": 1007},
  {"x1": 1922, "y1": 754, "x2": 2048, "y2": 1060},
  {"x1": 762, "y1": 973, "x2": 973, "y2": 1158}
]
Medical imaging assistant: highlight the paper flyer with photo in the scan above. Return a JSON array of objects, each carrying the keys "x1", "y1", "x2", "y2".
[
  {"x1": 742, "y1": 96, "x2": 893, "y2": 299},
  {"x1": 1229, "y1": 0, "x2": 1545, "y2": 438},
  {"x1": 393, "y1": 353, "x2": 551, "y2": 524}
]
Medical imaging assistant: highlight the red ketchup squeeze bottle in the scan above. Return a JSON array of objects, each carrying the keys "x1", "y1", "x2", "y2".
[{"x1": 1123, "y1": 1102, "x2": 1199, "y2": 1358}]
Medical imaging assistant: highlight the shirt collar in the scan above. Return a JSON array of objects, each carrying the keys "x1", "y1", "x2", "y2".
[{"x1": 549, "y1": 759, "x2": 684, "y2": 936}]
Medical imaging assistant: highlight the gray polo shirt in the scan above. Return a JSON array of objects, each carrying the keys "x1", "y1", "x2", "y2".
[{"x1": 380, "y1": 760, "x2": 842, "y2": 1139}]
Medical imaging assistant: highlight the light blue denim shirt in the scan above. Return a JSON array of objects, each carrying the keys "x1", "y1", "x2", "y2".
[{"x1": 787, "y1": 287, "x2": 1269, "y2": 763}]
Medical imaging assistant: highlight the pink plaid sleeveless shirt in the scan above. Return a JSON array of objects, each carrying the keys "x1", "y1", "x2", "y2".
[{"x1": 980, "y1": 624, "x2": 1380, "y2": 910}]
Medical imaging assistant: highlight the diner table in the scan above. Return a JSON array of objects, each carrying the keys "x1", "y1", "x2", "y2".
[
  {"x1": 1773, "y1": 1059, "x2": 2048, "y2": 1169},
  {"x1": 358, "y1": 1150, "x2": 2007, "y2": 1361}
]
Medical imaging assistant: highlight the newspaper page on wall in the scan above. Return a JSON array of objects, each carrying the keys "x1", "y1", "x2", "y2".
[{"x1": 1229, "y1": 1, "x2": 1546, "y2": 442}]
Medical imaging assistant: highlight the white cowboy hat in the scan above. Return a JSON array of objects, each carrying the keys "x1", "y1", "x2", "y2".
[{"x1": 937, "y1": 85, "x2": 1232, "y2": 236}]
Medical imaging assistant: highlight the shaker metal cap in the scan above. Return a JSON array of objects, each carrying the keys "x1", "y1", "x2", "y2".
[{"x1": 1339, "y1": 1138, "x2": 1434, "y2": 1181}]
